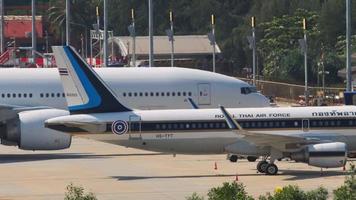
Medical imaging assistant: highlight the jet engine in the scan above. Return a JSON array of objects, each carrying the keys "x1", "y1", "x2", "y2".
[
  {"x1": 290, "y1": 142, "x2": 347, "y2": 168},
  {"x1": 0, "y1": 109, "x2": 71, "y2": 150}
]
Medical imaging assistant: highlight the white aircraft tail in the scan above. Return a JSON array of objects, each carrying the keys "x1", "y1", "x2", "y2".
[{"x1": 52, "y1": 46, "x2": 131, "y2": 114}]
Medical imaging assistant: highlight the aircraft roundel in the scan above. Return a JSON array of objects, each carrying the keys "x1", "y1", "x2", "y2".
[{"x1": 111, "y1": 120, "x2": 128, "y2": 135}]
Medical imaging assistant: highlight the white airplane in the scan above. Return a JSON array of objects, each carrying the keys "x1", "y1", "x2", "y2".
[
  {"x1": 44, "y1": 46, "x2": 355, "y2": 175},
  {"x1": 0, "y1": 67, "x2": 268, "y2": 111},
  {"x1": 0, "y1": 56, "x2": 270, "y2": 151}
]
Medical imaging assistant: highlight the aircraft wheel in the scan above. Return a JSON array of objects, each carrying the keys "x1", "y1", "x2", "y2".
[
  {"x1": 265, "y1": 164, "x2": 278, "y2": 175},
  {"x1": 247, "y1": 156, "x2": 257, "y2": 162},
  {"x1": 229, "y1": 155, "x2": 238, "y2": 162},
  {"x1": 257, "y1": 161, "x2": 268, "y2": 173}
]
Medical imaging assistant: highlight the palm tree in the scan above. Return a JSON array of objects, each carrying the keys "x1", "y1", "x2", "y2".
[{"x1": 47, "y1": 0, "x2": 100, "y2": 48}]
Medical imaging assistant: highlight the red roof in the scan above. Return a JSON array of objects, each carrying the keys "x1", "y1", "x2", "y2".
[{"x1": 4, "y1": 16, "x2": 43, "y2": 38}]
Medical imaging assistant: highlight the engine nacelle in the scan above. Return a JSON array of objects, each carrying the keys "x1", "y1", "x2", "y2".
[
  {"x1": 291, "y1": 142, "x2": 347, "y2": 168},
  {"x1": 0, "y1": 109, "x2": 71, "y2": 150}
]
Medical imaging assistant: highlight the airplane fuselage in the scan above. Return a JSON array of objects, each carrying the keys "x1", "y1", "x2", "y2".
[
  {"x1": 47, "y1": 106, "x2": 356, "y2": 155},
  {"x1": 0, "y1": 67, "x2": 269, "y2": 111}
]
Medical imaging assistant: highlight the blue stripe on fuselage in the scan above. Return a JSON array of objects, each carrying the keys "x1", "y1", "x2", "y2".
[{"x1": 63, "y1": 46, "x2": 102, "y2": 111}]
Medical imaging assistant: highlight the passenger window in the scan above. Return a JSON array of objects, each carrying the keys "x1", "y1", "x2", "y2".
[
  {"x1": 250, "y1": 122, "x2": 255, "y2": 127},
  {"x1": 18, "y1": 93, "x2": 21, "y2": 98},
  {"x1": 166, "y1": 92, "x2": 170, "y2": 96},
  {"x1": 156, "y1": 92, "x2": 159, "y2": 96},
  {"x1": 123, "y1": 93, "x2": 126, "y2": 97},
  {"x1": 150, "y1": 92, "x2": 154, "y2": 96},
  {"x1": 7, "y1": 93, "x2": 10, "y2": 98},
  {"x1": 134, "y1": 92, "x2": 137, "y2": 97},
  {"x1": 128, "y1": 93, "x2": 132, "y2": 97},
  {"x1": 62, "y1": 93, "x2": 65, "y2": 97},
  {"x1": 57, "y1": 93, "x2": 61, "y2": 97},
  {"x1": 46, "y1": 93, "x2": 49, "y2": 98},
  {"x1": 172, "y1": 92, "x2": 175, "y2": 96},
  {"x1": 1, "y1": 94, "x2": 4, "y2": 98},
  {"x1": 12, "y1": 93, "x2": 16, "y2": 98},
  {"x1": 275, "y1": 121, "x2": 280, "y2": 127},
  {"x1": 139, "y1": 92, "x2": 143, "y2": 97},
  {"x1": 40, "y1": 93, "x2": 44, "y2": 98},
  {"x1": 177, "y1": 92, "x2": 181, "y2": 96},
  {"x1": 269, "y1": 122, "x2": 273, "y2": 127},
  {"x1": 161, "y1": 92, "x2": 165, "y2": 96},
  {"x1": 29, "y1": 93, "x2": 32, "y2": 98},
  {"x1": 188, "y1": 92, "x2": 192, "y2": 96},
  {"x1": 281, "y1": 121, "x2": 286, "y2": 127},
  {"x1": 51, "y1": 93, "x2": 55, "y2": 97},
  {"x1": 24, "y1": 93, "x2": 27, "y2": 98},
  {"x1": 183, "y1": 92, "x2": 186, "y2": 96}
]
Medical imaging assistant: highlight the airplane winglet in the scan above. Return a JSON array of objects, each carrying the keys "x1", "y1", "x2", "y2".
[{"x1": 219, "y1": 105, "x2": 243, "y2": 130}]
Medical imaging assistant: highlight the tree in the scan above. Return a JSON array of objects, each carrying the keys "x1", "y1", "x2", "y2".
[
  {"x1": 333, "y1": 164, "x2": 356, "y2": 200},
  {"x1": 207, "y1": 182, "x2": 254, "y2": 200},
  {"x1": 258, "y1": 9, "x2": 321, "y2": 83},
  {"x1": 64, "y1": 183, "x2": 97, "y2": 200},
  {"x1": 186, "y1": 192, "x2": 205, "y2": 200},
  {"x1": 47, "y1": 0, "x2": 100, "y2": 48}
]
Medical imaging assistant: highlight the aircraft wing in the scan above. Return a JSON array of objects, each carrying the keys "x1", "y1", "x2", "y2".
[
  {"x1": 219, "y1": 106, "x2": 321, "y2": 151},
  {"x1": 0, "y1": 103, "x2": 52, "y2": 121}
]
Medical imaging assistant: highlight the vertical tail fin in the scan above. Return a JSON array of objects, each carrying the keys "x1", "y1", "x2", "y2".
[{"x1": 52, "y1": 46, "x2": 131, "y2": 114}]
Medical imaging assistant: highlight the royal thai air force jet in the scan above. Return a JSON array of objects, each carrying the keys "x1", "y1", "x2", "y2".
[
  {"x1": 0, "y1": 52, "x2": 270, "y2": 151},
  {"x1": 43, "y1": 46, "x2": 356, "y2": 175}
]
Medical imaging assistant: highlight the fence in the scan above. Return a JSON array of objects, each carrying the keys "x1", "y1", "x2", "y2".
[{"x1": 239, "y1": 78, "x2": 345, "y2": 105}]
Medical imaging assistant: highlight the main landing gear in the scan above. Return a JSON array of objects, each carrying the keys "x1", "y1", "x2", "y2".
[{"x1": 256, "y1": 158, "x2": 278, "y2": 175}]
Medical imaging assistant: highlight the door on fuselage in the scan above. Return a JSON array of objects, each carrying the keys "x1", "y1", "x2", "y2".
[
  {"x1": 197, "y1": 83, "x2": 211, "y2": 105},
  {"x1": 129, "y1": 115, "x2": 142, "y2": 140},
  {"x1": 302, "y1": 119, "x2": 309, "y2": 132}
]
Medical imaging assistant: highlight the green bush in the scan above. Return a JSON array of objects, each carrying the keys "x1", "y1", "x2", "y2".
[
  {"x1": 64, "y1": 183, "x2": 97, "y2": 200},
  {"x1": 207, "y1": 182, "x2": 254, "y2": 200},
  {"x1": 186, "y1": 192, "x2": 205, "y2": 200},
  {"x1": 258, "y1": 185, "x2": 328, "y2": 200},
  {"x1": 333, "y1": 164, "x2": 356, "y2": 200}
]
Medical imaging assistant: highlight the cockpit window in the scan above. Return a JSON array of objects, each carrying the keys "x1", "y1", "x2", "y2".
[{"x1": 241, "y1": 86, "x2": 257, "y2": 95}]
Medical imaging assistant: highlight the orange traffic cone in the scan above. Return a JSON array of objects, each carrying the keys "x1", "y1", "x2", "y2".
[{"x1": 214, "y1": 162, "x2": 218, "y2": 170}]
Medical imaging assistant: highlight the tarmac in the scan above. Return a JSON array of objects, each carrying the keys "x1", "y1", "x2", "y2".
[{"x1": 0, "y1": 137, "x2": 351, "y2": 200}]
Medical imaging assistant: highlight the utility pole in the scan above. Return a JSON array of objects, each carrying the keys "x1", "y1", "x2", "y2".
[
  {"x1": 346, "y1": 0, "x2": 352, "y2": 91},
  {"x1": 211, "y1": 14, "x2": 216, "y2": 72},
  {"x1": 66, "y1": 0, "x2": 70, "y2": 46},
  {"x1": 251, "y1": 16, "x2": 256, "y2": 86},
  {"x1": 103, "y1": 0, "x2": 108, "y2": 67},
  {"x1": 148, "y1": 0, "x2": 154, "y2": 67},
  {"x1": 303, "y1": 18, "x2": 308, "y2": 106},
  {"x1": 166, "y1": 10, "x2": 174, "y2": 67},
  {"x1": 128, "y1": 9, "x2": 136, "y2": 67},
  {"x1": 0, "y1": 0, "x2": 4, "y2": 54},
  {"x1": 31, "y1": 0, "x2": 36, "y2": 62}
]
